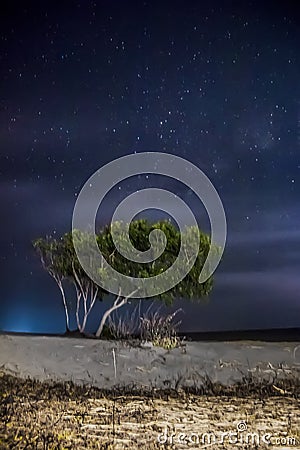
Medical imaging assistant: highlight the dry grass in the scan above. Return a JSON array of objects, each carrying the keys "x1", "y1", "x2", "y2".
[{"x1": 0, "y1": 372, "x2": 299, "y2": 449}]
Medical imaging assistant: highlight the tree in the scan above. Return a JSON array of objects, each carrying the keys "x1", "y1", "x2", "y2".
[
  {"x1": 33, "y1": 232, "x2": 106, "y2": 334},
  {"x1": 33, "y1": 219, "x2": 220, "y2": 337},
  {"x1": 60, "y1": 231, "x2": 107, "y2": 333},
  {"x1": 33, "y1": 236, "x2": 71, "y2": 333}
]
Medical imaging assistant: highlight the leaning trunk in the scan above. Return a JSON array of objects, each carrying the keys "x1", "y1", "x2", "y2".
[
  {"x1": 95, "y1": 288, "x2": 139, "y2": 338},
  {"x1": 57, "y1": 279, "x2": 70, "y2": 333},
  {"x1": 95, "y1": 297, "x2": 128, "y2": 338}
]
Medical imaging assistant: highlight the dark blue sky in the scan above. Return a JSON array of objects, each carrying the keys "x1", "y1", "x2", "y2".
[{"x1": 0, "y1": 0, "x2": 299, "y2": 333}]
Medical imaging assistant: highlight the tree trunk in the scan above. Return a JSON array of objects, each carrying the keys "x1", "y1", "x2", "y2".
[
  {"x1": 57, "y1": 280, "x2": 70, "y2": 332},
  {"x1": 95, "y1": 288, "x2": 139, "y2": 338},
  {"x1": 95, "y1": 297, "x2": 127, "y2": 338},
  {"x1": 74, "y1": 281, "x2": 98, "y2": 334}
]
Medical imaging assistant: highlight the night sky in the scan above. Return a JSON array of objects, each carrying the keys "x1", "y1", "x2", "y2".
[{"x1": 1, "y1": 1, "x2": 300, "y2": 334}]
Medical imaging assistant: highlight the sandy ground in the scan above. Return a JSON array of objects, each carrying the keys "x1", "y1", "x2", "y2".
[
  {"x1": 1, "y1": 334, "x2": 300, "y2": 449},
  {"x1": 0, "y1": 334, "x2": 300, "y2": 389}
]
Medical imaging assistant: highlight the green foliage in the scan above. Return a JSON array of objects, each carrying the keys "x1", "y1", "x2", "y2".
[
  {"x1": 94, "y1": 219, "x2": 215, "y2": 304},
  {"x1": 32, "y1": 236, "x2": 67, "y2": 280}
]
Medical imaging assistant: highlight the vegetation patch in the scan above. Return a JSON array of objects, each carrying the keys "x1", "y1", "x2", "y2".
[{"x1": 1, "y1": 372, "x2": 299, "y2": 449}]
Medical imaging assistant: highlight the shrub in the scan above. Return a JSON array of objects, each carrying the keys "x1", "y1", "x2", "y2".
[{"x1": 140, "y1": 303, "x2": 183, "y2": 349}]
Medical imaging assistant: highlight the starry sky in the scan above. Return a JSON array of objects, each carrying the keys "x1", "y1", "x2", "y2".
[{"x1": 1, "y1": 1, "x2": 300, "y2": 334}]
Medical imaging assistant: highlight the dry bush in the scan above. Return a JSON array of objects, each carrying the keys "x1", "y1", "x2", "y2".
[
  {"x1": 107, "y1": 301, "x2": 141, "y2": 340},
  {"x1": 106, "y1": 301, "x2": 183, "y2": 349},
  {"x1": 140, "y1": 302, "x2": 183, "y2": 349}
]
